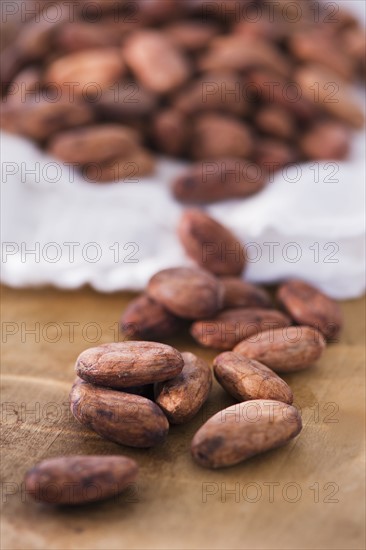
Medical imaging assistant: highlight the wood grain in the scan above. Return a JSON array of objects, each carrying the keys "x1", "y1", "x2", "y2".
[{"x1": 1, "y1": 285, "x2": 365, "y2": 550}]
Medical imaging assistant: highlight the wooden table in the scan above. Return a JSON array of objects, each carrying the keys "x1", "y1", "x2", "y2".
[{"x1": 1, "y1": 285, "x2": 365, "y2": 550}]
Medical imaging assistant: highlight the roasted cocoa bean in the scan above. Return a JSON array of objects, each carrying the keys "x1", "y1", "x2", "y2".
[
  {"x1": 191, "y1": 308, "x2": 291, "y2": 350},
  {"x1": 277, "y1": 279, "x2": 343, "y2": 341},
  {"x1": 147, "y1": 267, "x2": 224, "y2": 320},
  {"x1": 213, "y1": 352, "x2": 293, "y2": 404},
  {"x1": 191, "y1": 399, "x2": 302, "y2": 468},
  {"x1": 75, "y1": 341, "x2": 184, "y2": 388},
  {"x1": 25, "y1": 455, "x2": 138, "y2": 505},
  {"x1": 69, "y1": 378, "x2": 169, "y2": 447},
  {"x1": 155, "y1": 352, "x2": 212, "y2": 424},
  {"x1": 178, "y1": 209, "x2": 245, "y2": 276}
]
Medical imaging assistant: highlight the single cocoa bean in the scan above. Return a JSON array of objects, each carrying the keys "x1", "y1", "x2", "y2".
[
  {"x1": 70, "y1": 377, "x2": 169, "y2": 447},
  {"x1": 4, "y1": 66, "x2": 41, "y2": 106},
  {"x1": 75, "y1": 341, "x2": 184, "y2": 388},
  {"x1": 173, "y1": 72, "x2": 249, "y2": 117},
  {"x1": 213, "y1": 352, "x2": 293, "y2": 404},
  {"x1": 191, "y1": 308, "x2": 291, "y2": 350},
  {"x1": 295, "y1": 65, "x2": 364, "y2": 128},
  {"x1": 250, "y1": 69, "x2": 316, "y2": 121},
  {"x1": 234, "y1": 325, "x2": 326, "y2": 373},
  {"x1": 191, "y1": 114, "x2": 253, "y2": 159},
  {"x1": 0, "y1": 98, "x2": 94, "y2": 141},
  {"x1": 221, "y1": 278, "x2": 272, "y2": 309},
  {"x1": 152, "y1": 109, "x2": 188, "y2": 157},
  {"x1": 48, "y1": 124, "x2": 141, "y2": 164},
  {"x1": 178, "y1": 209, "x2": 245, "y2": 276},
  {"x1": 123, "y1": 31, "x2": 190, "y2": 94},
  {"x1": 299, "y1": 121, "x2": 350, "y2": 160},
  {"x1": 25, "y1": 455, "x2": 138, "y2": 505},
  {"x1": 255, "y1": 139, "x2": 298, "y2": 170},
  {"x1": 44, "y1": 48, "x2": 125, "y2": 97},
  {"x1": 164, "y1": 20, "x2": 219, "y2": 52},
  {"x1": 86, "y1": 149, "x2": 155, "y2": 183},
  {"x1": 289, "y1": 29, "x2": 356, "y2": 81},
  {"x1": 120, "y1": 294, "x2": 184, "y2": 340},
  {"x1": 171, "y1": 159, "x2": 266, "y2": 204},
  {"x1": 254, "y1": 106, "x2": 296, "y2": 140},
  {"x1": 54, "y1": 22, "x2": 122, "y2": 52},
  {"x1": 147, "y1": 267, "x2": 224, "y2": 320},
  {"x1": 191, "y1": 399, "x2": 302, "y2": 468},
  {"x1": 199, "y1": 35, "x2": 291, "y2": 78},
  {"x1": 155, "y1": 352, "x2": 212, "y2": 424},
  {"x1": 97, "y1": 81, "x2": 157, "y2": 121},
  {"x1": 277, "y1": 279, "x2": 343, "y2": 341}
]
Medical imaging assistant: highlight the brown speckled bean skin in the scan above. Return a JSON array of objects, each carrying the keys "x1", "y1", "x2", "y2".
[
  {"x1": 277, "y1": 280, "x2": 343, "y2": 341},
  {"x1": 155, "y1": 352, "x2": 212, "y2": 424},
  {"x1": 234, "y1": 326, "x2": 326, "y2": 372},
  {"x1": 69, "y1": 377, "x2": 169, "y2": 448},
  {"x1": 25, "y1": 455, "x2": 138, "y2": 505},
  {"x1": 75, "y1": 341, "x2": 184, "y2": 389},
  {"x1": 191, "y1": 400, "x2": 302, "y2": 468},
  {"x1": 214, "y1": 352, "x2": 293, "y2": 404}
]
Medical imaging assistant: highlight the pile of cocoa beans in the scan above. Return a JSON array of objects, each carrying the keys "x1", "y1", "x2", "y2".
[
  {"x1": 25, "y1": 208, "x2": 342, "y2": 505},
  {"x1": 1, "y1": 0, "x2": 365, "y2": 190}
]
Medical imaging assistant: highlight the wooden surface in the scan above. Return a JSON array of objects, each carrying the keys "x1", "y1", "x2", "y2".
[{"x1": 1, "y1": 285, "x2": 365, "y2": 550}]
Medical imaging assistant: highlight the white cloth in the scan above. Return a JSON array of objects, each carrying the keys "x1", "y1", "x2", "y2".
[{"x1": 1, "y1": 0, "x2": 365, "y2": 299}]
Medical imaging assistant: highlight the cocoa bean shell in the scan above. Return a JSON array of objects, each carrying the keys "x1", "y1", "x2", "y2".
[
  {"x1": 75, "y1": 341, "x2": 184, "y2": 388},
  {"x1": 155, "y1": 352, "x2": 212, "y2": 424},
  {"x1": 25, "y1": 455, "x2": 138, "y2": 505},
  {"x1": 70, "y1": 378, "x2": 169, "y2": 447},
  {"x1": 191, "y1": 399, "x2": 302, "y2": 468},
  {"x1": 213, "y1": 352, "x2": 293, "y2": 404}
]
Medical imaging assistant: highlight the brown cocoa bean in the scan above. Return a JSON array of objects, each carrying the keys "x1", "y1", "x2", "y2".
[
  {"x1": 199, "y1": 35, "x2": 291, "y2": 78},
  {"x1": 173, "y1": 72, "x2": 249, "y2": 117},
  {"x1": 155, "y1": 352, "x2": 212, "y2": 424},
  {"x1": 191, "y1": 308, "x2": 291, "y2": 350},
  {"x1": 191, "y1": 399, "x2": 302, "y2": 468},
  {"x1": 254, "y1": 106, "x2": 296, "y2": 140},
  {"x1": 25, "y1": 455, "x2": 138, "y2": 505},
  {"x1": 4, "y1": 66, "x2": 41, "y2": 106},
  {"x1": 97, "y1": 81, "x2": 157, "y2": 121},
  {"x1": 295, "y1": 65, "x2": 365, "y2": 128},
  {"x1": 54, "y1": 22, "x2": 122, "y2": 52},
  {"x1": 164, "y1": 21, "x2": 219, "y2": 52},
  {"x1": 178, "y1": 209, "x2": 245, "y2": 276},
  {"x1": 44, "y1": 48, "x2": 125, "y2": 96},
  {"x1": 250, "y1": 69, "x2": 316, "y2": 121},
  {"x1": 0, "y1": 98, "x2": 93, "y2": 141},
  {"x1": 255, "y1": 139, "x2": 298, "y2": 170},
  {"x1": 289, "y1": 29, "x2": 356, "y2": 81},
  {"x1": 191, "y1": 114, "x2": 253, "y2": 159},
  {"x1": 221, "y1": 278, "x2": 272, "y2": 309},
  {"x1": 48, "y1": 124, "x2": 141, "y2": 164},
  {"x1": 277, "y1": 279, "x2": 343, "y2": 341},
  {"x1": 70, "y1": 378, "x2": 169, "y2": 447},
  {"x1": 75, "y1": 341, "x2": 184, "y2": 388},
  {"x1": 123, "y1": 31, "x2": 190, "y2": 94},
  {"x1": 147, "y1": 267, "x2": 224, "y2": 320},
  {"x1": 299, "y1": 121, "x2": 350, "y2": 160},
  {"x1": 234, "y1": 325, "x2": 326, "y2": 373},
  {"x1": 85, "y1": 149, "x2": 155, "y2": 183},
  {"x1": 152, "y1": 109, "x2": 188, "y2": 157},
  {"x1": 120, "y1": 294, "x2": 184, "y2": 340},
  {"x1": 171, "y1": 159, "x2": 266, "y2": 204},
  {"x1": 213, "y1": 352, "x2": 293, "y2": 404}
]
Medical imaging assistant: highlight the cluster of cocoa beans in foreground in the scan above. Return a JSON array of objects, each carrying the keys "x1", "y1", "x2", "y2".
[
  {"x1": 1, "y1": 0, "x2": 365, "y2": 192},
  {"x1": 25, "y1": 209, "x2": 342, "y2": 505}
]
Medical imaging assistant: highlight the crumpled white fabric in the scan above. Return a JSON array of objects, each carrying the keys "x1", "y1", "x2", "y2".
[
  {"x1": 1, "y1": 128, "x2": 365, "y2": 299},
  {"x1": 1, "y1": 0, "x2": 365, "y2": 299}
]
